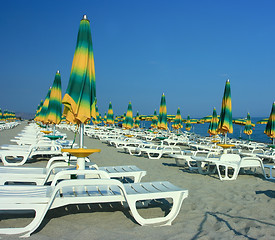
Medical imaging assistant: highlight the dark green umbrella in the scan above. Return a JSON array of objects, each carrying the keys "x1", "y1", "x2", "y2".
[
  {"x1": 46, "y1": 70, "x2": 62, "y2": 125},
  {"x1": 243, "y1": 112, "x2": 253, "y2": 136},
  {"x1": 106, "y1": 102, "x2": 114, "y2": 125},
  {"x1": 185, "y1": 115, "x2": 191, "y2": 131},
  {"x1": 217, "y1": 79, "x2": 233, "y2": 143},
  {"x1": 134, "y1": 111, "x2": 140, "y2": 128},
  {"x1": 208, "y1": 107, "x2": 219, "y2": 135},
  {"x1": 172, "y1": 108, "x2": 183, "y2": 130},
  {"x1": 264, "y1": 102, "x2": 275, "y2": 144},
  {"x1": 62, "y1": 15, "x2": 96, "y2": 125},
  {"x1": 151, "y1": 110, "x2": 158, "y2": 128},
  {"x1": 124, "y1": 102, "x2": 133, "y2": 129},
  {"x1": 157, "y1": 93, "x2": 168, "y2": 130},
  {"x1": 35, "y1": 87, "x2": 51, "y2": 124}
]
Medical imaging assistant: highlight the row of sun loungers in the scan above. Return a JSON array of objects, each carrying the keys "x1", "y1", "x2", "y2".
[
  {"x1": 0, "y1": 123, "x2": 189, "y2": 237},
  {"x1": 84, "y1": 124, "x2": 275, "y2": 181}
]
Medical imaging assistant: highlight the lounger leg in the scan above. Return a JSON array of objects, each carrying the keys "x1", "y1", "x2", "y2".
[
  {"x1": 0, "y1": 204, "x2": 48, "y2": 237},
  {"x1": 0, "y1": 154, "x2": 29, "y2": 166},
  {"x1": 216, "y1": 164, "x2": 239, "y2": 180},
  {"x1": 126, "y1": 191, "x2": 188, "y2": 226},
  {"x1": 147, "y1": 153, "x2": 162, "y2": 160}
]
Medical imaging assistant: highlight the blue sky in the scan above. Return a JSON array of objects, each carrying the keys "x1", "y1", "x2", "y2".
[{"x1": 0, "y1": 0, "x2": 274, "y2": 118}]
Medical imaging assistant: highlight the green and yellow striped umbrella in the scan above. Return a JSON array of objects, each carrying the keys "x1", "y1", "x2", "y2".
[
  {"x1": 244, "y1": 112, "x2": 253, "y2": 136},
  {"x1": 172, "y1": 108, "x2": 183, "y2": 130},
  {"x1": 208, "y1": 107, "x2": 219, "y2": 135},
  {"x1": 45, "y1": 70, "x2": 62, "y2": 125},
  {"x1": 92, "y1": 105, "x2": 101, "y2": 125},
  {"x1": 185, "y1": 115, "x2": 191, "y2": 131},
  {"x1": 264, "y1": 102, "x2": 275, "y2": 143},
  {"x1": 217, "y1": 79, "x2": 233, "y2": 136},
  {"x1": 103, "y1": 112, "x2": 107, "y2": 124},
  {"x1": 34, "y1": 100, "x2": 43, "y2": 119},
  {"x1": 157, "y1": 93, "x2": 168, "y2": 130},
  {"x1": 0, "y1": 109, "x2": 2, "y2": 121},
  {"x1": 124, "y1": 102, "x2": 134, "y2": 129},
  {"x1": 95, "y1": 106, "x2": 102, "y2": 125},
  {"x1": 134, "y1": 111, "x2": 140, "y2": 128},
  {"x1": 35, "y1": 87, "x2": 51, "y2": 123},
  {"x1": 257, "y1": 118, "x2": 268, "y2": 124},
  {"x1": 106, "y1": 102, "x2": 114, "y2": 125},
  {"x1": 62, "y1": 15, "x2": 96, "y2": 125},
  {"x1": 151, "y1": 110, "x2": 158, "y2": 128}
]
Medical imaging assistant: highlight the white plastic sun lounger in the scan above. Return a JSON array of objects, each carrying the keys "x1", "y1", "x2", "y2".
[
  {"x1": 263, "y1": 164, "x2": 275, "y2": 180},
  {"x1": 137, "y1": 145, "x2": 182, "y2": 160},
  {"x1": 0, "y1": 144, "x2": 64, "y2": 166},
  {"x1": 0, "y1": 156, "x2": 146, "y2": 185},
  {"x1": 0, "y1": 170, "x2": 188, "y2": 238},
  {"x1": 202, "y1": 154, "x2": 266, "y2": 180}
]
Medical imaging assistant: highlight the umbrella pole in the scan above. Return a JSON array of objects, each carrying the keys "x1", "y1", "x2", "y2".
[
  {"x1": 79, "y1": 123, "x2": 84, "y2": 148},
  {"x1": 78, "y1": 123, "x2": 85, "y2": 177}
]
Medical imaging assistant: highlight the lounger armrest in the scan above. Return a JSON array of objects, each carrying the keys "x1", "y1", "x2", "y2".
[{"x1": 51, "y1": 169, "x2": 111, "y2": 186}]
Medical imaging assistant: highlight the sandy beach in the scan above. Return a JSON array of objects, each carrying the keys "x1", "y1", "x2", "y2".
[{"x1": 0, "y1": 122, "x2": 274, "y2": 240}]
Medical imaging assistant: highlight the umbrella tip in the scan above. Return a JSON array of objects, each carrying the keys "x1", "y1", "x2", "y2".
[
  {"x1": 56, "y1": 70, "x2": 60, "y2": 74},
  {"x1": 227, "y1": 79, "x2": 230, "y2": 82},
  {"x1": 83, "y1": 14, "x2": 87, "y2": 20}
]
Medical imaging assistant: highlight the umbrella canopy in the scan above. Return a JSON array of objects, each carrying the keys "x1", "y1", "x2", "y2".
[
  {"x1": 157, "y1": 93, "x2": 168, "y2": 130},
  {"x1": 233, "y1": 118, "x2": 246, "y2": 126},
  {"x1": 45, "y1": 71, "x2": 62, "y2": 125},
  {"x1": 106, "y1": 102, "x2": 114, "y2": 125},
  {"x1": 124, "y1": 102, "x2": 134, "y2": 129},
  {"x1": 103, "y1": 112, "x2": 107, "y2": 124},
  {"x1": 62, "y1": 15, "x2": 96, "y2": 125},
  {"x1": 264, "y1": 102, "x2": 275, "y2": 141},
  {"x1": 172, "y1": 108, "x2": 183, "y2": 130},
  {"x1": 151, "y1": 110, "x2": 158, "y2": 128},
  {"x1": 257, "y1": 118, "x2": 269, "y2": 124},
  {"x1": 208, "y1": 107, "x2": 219, "y2": 135},
  {"x1": 34, "y1": 100, "x2": 43, "y2": 118},
  {"x1": 35, "y1": 87, "x2": 51, "y2": 124},
  {"x1": 217, "y1": 79, "x2": 233, "y2": 135},
  {"x1": 185, "y1": 115, "x2": 191, "y2": 131},
  {"x1": 243, "y1": 112, "x2": 253, "y2": 136},
  {"x1": 134, "y1": 111, "x2": 140, "y2": 128},
  {"x1": 92, "y1": 105, "x2": 101, "y2": 125}
]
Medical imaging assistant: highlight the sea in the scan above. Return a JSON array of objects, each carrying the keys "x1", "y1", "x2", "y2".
[{"x1": 139, "y1": 117, "x2": 272, "y2": 144}]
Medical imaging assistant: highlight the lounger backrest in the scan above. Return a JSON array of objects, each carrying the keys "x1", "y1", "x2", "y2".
[
  {"x1": 240, "y1": 157, "x2": 262, "y2": 168},
  {"x1": 220, "y1": 154, "x2": 241, "y2": 162}
]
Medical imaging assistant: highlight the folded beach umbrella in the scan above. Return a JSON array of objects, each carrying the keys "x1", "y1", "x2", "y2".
[
  {"x1": 172, "y1": 108, "x2": 183, "y2": 130},
  {"x1": 106, "y1": 102, "x2": 114, "y2": 125},
  {"x1": 62, "y1": 15, "x2": 96, "y2": 125},
  {"x1": 134, "y1": 111, "x2": 140, "y2": 128},
  {"x1": 157, "y1": 93, "x2": 168, "y2": 130},
  {"x1": 217, "y1": 79, "x2": 233, "y2": 142},
  {"x1": 151, "y1": 110, "x2": 158, "y2": 128},
  {"x1": 35, "y1": 87, "x2": 52, "y2": 124},
  {"x1": 45, "y1": 71, "x2": 62, "y2": 125},
  {"x1": 35, "y1": 100, "x2": 44, "y2": 119},
  {"x1": 257, "y1": 118, "x2": 269, "y2": 124},
  {"x1": 103, "y1": 112, "x2": 107, "y2": 124},
  {"x1": 208, "y1": 107, "x2": 219, "y2": 135},
  {"x1": 95, "y1": 106, "x2": 102, "y2": 125},
  {"x1": 0, "y1": 109, "x2": 2, "y2": 121},
  {"x1": 243, "y1": 112, "x2": 253, "y2": 136},
  {"x1": 185, "y1": 115, "x2": 191, "y2": 131},
  {"x1": 124, "y1": 102, "x2": 134, "y2": 129},
  {"x1": 264, "y1": 102, "x2": 275, "y2": 144}
]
